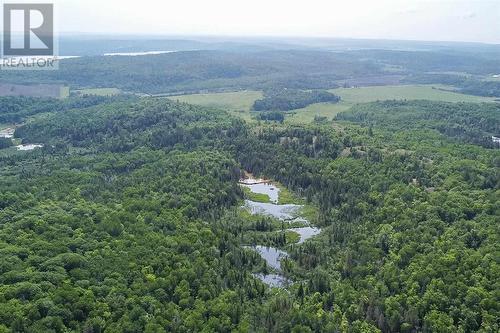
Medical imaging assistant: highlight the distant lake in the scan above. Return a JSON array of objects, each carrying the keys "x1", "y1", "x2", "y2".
[{"x1": 103, "y1": 51, "x2": 177, "y2": 56}]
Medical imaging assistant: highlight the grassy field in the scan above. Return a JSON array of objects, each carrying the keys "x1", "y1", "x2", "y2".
[
  {"x1": 168, "y1": 90, "x2": 263, "y2": 121},
  {"x1": 0, "y1": 83, "x2": 66, "y2": 98},
  {"x1": 288, "y1": 85, "x2": 494, "y2": 123},
  {"x1": 73, "y1": 88, "x2": 122, "y2": 96},
  {"x1": 242, "y1": 187, "x2": 271, "y2": 203},
  {"x1": 167, "y1": 85, "x2": 496, "y2": 124},
  {"x1": 169, "y1": 91, "x2": 262, "y2": 110},
  {"x1": 60, "y1": 86, "x2": 70, "y2": 98},
  {"x1": 329, "y1": 85, "x2": 495, "y2": 104},
  {"x1": 286, "y1": 103, "x2": 351, "y2": 124}
]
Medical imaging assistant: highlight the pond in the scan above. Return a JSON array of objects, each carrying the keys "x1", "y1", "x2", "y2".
[
  {"x1": 241, "y1": 181, "x2": 280, "y2": 203},
  {"x1": 240, "y1": 173, "x2": 321, "y2": 288},
  {"x1": 252, "y1": 273, "x2": 290, "y2": 288},
  {"x1": 244, "y1": 200, "x2": 303, "y2": 220},
  {"x1": 253, "y1": 245, "x2": 288, "y2": 270},
  {"x1": 289, "y1": 226, "x2": 322, "y2": 244}
]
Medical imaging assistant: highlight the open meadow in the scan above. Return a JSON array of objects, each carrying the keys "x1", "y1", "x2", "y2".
[{"x1": 168, "y1": 84, "x2": 496, "y2": 124}]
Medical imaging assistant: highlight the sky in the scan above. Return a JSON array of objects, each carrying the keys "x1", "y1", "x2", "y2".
[{"x1": 35, "y1": 0, "x2": 500, "y2": 44}]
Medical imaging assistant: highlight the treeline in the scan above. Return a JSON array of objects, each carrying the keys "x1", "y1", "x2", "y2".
[
  {"x1": 0, "y1": 138, "x2": 12, "y2": 149},
  {"x1": 0, "y1": 95, "x2": 134, "y2": 124},
  {"x1": 1, "y1": 48, "x2": 499, "y2": 96},
  {"x1": 0, "y1": 50, "x2": 381, "y2": 94},
  {"x1": 405, "y1": 74, "x2": 500, "y2": 97},
  {"x1": 253, "y1": 88, "x2": 340, "y2": 111},
  {"x1": 258, "y1": 111, "x2": 285, "y2": 123},
  {"x1": 335, "y1": 100, "x2": 500, "y2": 148},
  {"x1": 351, "y1": 49, "x2": 500, "y2": 75}
]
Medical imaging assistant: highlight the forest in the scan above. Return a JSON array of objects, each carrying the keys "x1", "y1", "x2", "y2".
[
  {"x1": 0, "y1": 50, "x2": 381, "y2": 94},
  {"x1": 1, "y1": 44, "x2": 500, "y2": 96},
  {"x1": 0, "y1": 93, "x2": 498, "y2": 332},
  {"x1": 404, "y1": 74, "x2": 500, "y2": 98},
  {"x1": 335, "y1": 100, "x2": 500, "y2": 147}
]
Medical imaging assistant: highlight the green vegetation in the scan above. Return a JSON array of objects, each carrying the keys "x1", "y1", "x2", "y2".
[
  {"x1": 336, "y1": 100, "x2": 500, "y2": 147},
  {"x1": 330, "y1": 84, "x2": 496, "y2": 103},
  {"x1": 0, "y1": 50, "x2": 381, "y2": 94},
  {"x1": 0, "y1": 95, "x2": 134, "y2": 124},
  {"x1": 287, "y1": 102, "x2": 351, "y2": 124},
  {"x1": 0, "y1": 83, "x2": 64, "y2": 99},
  {"x1": 73, "y1": 87, "x2": 122, "y2": 96},
  {"x1": 284, "y1": 230, "x2": 301, "y2": 244},
  {"x1": 60, "y1": 86, "x2": 70, "y2": 98},
  {"x1": 242, "y1": 186, "x2": 271, "y2": 203},
  {"x1": 289, "y1": 84, "x2": 495, "y2": 124},
  {"x1": 169, "y1": 90, "x2": 263, "y2": 122},
  {"x1": 0, "y1": 95, "x2": 498, "y2": 332},
  {"x1": 253, "y1": 89, "x2": 340, "y2": 111},
  {"x1": 258, "y1": 111, "x2": 285, "y2": 123},
  {"x1": 0, "y1": 138, "x2": 12, "y2": 149},
  {"x1": 168, "y1": 85, "x2": 497, "y2": 125},
  {"x1": 405, "y1": 73, "x2": 500, "y2": 97},
  {"x1": 276, "y1": 184, "x2": 302, "y2": 205},
  {"x1": 170, "y1": 90, "x2": 262, "y2": 111},
  {"x1": 1, "y1": 41, "x2": 500, "y2": 332}
]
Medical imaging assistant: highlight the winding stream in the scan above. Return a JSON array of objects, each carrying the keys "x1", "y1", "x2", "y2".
[{"x1": 240, "y1": 176, "x2": 321, "y2": 287}]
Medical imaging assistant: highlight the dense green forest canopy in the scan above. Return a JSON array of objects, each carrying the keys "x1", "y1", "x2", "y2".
[
  {"x1": 404, "y1": 74, "x2": 500, "y2": 98},
  {"x1": 349, "y1": 49, "x2": 500, "y2": 75},
  {"x1": 0, "y1": 95, "x2": 135, "y2": 124},
  {"x1": 0, "y1": 95, "x2": 498, "y2": 332},
  {"x1": 1, "y1": 46, "x2": 500, "y2": 97},
  {"x1": 258, "y1": 111, "x2": 285, "y2": 123},
  {"x1": 335, "y1": 100, "x2": 500, "y2": 148},
  {"x1": 0, "y1": 50, "x2": 382, "y2": 94},
  {"x1": 253, "y1": 89, "x2": 340, "y2": 111}
]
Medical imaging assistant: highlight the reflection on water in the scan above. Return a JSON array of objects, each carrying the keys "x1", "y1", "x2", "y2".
[
  {"x1": 245, "y1": 200, "x2": 303, "y2": 220},
  {"x1": 253, "y1": 273, "x2": 290, "y2": 288},
  {"x1": 241, "y1": 182, "x2": 280, "y2": 203},
  {"x1": 289, "y1": 227, "x2": 321, "y2": 244},
  {"x1": 253, "y1": 245, "x2": 287, "y2": 270},
  {"x1": 246, "y1": 245, "x2": 289, "y2": 288}
]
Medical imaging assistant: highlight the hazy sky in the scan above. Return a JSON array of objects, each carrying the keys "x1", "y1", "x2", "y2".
[{"x1": 50, "y1": 0, "x2": 499, "y2": 43}]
